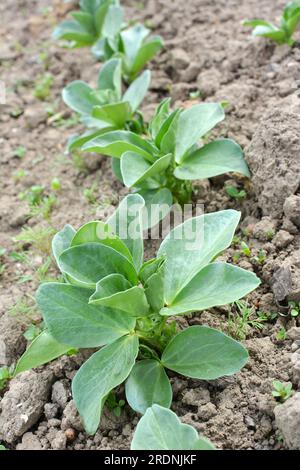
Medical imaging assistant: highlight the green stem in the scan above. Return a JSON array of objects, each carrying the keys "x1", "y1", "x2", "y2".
[
  {"x1": 136, "y1": 333, "x2": 163, "y2": 355},
  {"x1": 157, "y1": 316, "x2": 167, "y2": 336},
  {"x1": 139, "y1": 344, "x2": 160, "y2": 361}
]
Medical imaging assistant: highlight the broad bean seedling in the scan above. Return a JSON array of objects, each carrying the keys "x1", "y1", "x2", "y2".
[{"x1": 15, "y1": 195, "x2": 260, "y2": 448}]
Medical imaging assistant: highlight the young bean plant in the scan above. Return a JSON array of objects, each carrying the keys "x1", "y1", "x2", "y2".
[
  {"x1": 53, "y1": 0, "x2": 164, "y2": 82},
  {"x1": 53, "y1": 0, "x2": 120, "y2": 49},
  {"x1": 14, "y1": 194, "x2": 260, "y2": 448},
  {"x1": 64, "y1": 58, "x2": 150, "y2": 151},
  {"x1": 243, "y1": 1, "x2": 300, "y2": 46},
  {"x1": 92, "y1": 22, "x2": 164, "y2": 82},
  {"x1": 272, "y1": 380, "x2": 293, "y2": 403},
  {"x1": 82, "y1": 99, "x2": 250, "y2": 226}
]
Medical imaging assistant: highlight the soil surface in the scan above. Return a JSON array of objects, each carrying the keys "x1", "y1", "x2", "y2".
[{"x1": 1, "y1": 0, "x2": 300, "y2": 450}]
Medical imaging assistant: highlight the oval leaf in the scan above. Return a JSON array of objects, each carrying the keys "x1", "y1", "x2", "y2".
[
  {"x1": 89, "y1": 274, "x2": 150, "y2": 316},
  {"x1": 120, "y1": 24, "x2": 150, "y2": 66},
  {"x1": 67, "y1": 127, "x2": 115, "y2": 152},
  {"x1": 160, "y1": 263, "x2": 260, "y2": 316},
  {"x1": 107, "y1": 194, "x2": 145, "y2": 271},
  {"x1": 71, "y1": 221, "x2": 134, "y2": 264},
  {"x1": 72, "y1": 334, "x2": 139, "y2": 434},
  {"x1": 52, "y1": 224, "x2": 76, "y2": 269},
  {"x1": 174, "y1": 139, "x2": 250, "y2": 180},
  {"x1": 14, "y1": 330, "x2": 72, "y2": 376},
  {"x1": 97, "y1": 58, "x2": 122, "y2": 98},
  {"x1": 59, "y1": 242, "x2": 138, "y2": 289},
  {"x1": 131, "y1": 404, "x2": 215, "y2": 450},
  {"x1": 131, "y1": 37, "x2": 164, "y2": 79},
  {"x1": 144, "y1": 266, "x2": 165, "y2": 312},
  {"x1": 62, "y1": 80, "x2": 98, "y2": 115},
  {"x1": 125, "y1": 359, "x2": 172, "y2": 414},
  {"x1": 82, "y1": 130, "x2": 155, "y2": 160},
  {"x1": 92, "y1": 101, "x2": 132, "y2": 128},
  {"x1": 36, "y1": 283, "x2": 136, "y2": 348},
  {"x1": 52, "y1": 20, "x2": 95, "y2": 45},
  {"x1": 162, "y1": 325, "x2": 248, "y2": 380},
  {"x1": 157, "y1": 210, "x2": 241, "y2": 304},
  {"x1": 162, "y1": 103, "x2": 225, "y2": 164},
  {"x1": 123, "y1": 70, "x2": 151, "y2": 112},
  {"x1": 121, "y1": 152, "x2": 171, "y2": 188}
]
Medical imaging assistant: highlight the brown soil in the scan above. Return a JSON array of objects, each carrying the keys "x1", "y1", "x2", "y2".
[{"x1": 0, "y1": 0, "x2": 299, "y2": 450}]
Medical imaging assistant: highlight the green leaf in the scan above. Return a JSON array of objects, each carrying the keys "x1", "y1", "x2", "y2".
[
  {"x1": 89, "y1": 274, "x2": 150, "y2": 316},
  {"x1": 252, "y1": 26, "x2": 286, "y2": 43},
  {"x1": 149, "y1": 98, "x2": 172, "y2": 141},
  {"x1": 71, "y1": 221, "x2": 134, "y2": 263},
  {"x1": 37, "y1": 283, "x2": 136, "y2": 348},
  {"x1": 80, "y1": 0, "x2": 106, "y2": 15},
  {"x1": 101, "y1": 4, "x2": 123, "y2": 38},
  {"x1": 82, "y1": 130, "x2": 155, "y2": 160},
  {"x1": 92, "y1": 101, "x2": 132, "y2": 128},
  {"x1": 157, "y1": 210, "x2": 241, "y2": 304},
  {"x1": 97, "y1": 58, "x2": 122, "y2": 99},
  {"x1": 107, "y1": 194, "x2": 145, "y2": 271},
  {"x1": 145, "y1": 264, "x2": 165, "y2": 312},
  {"x1": 162, "y1": 325, "x2": 248, "y2": 380},
  {"x1": 160, "y1": 263, "x2": 261, "y2": 316},
  {"x1": 121, "y1": 24, "x2": 150, "y2": 66},
  {"x1": 123, "y1": 70, "x2": 151, "y2": 113},
  {"x1": 93, "y1": 1, "x2": 114, "y2": 36},
  {"x1": 286, "y1": 7, "x2": 300, "y2": 35},
  {"x1": 174, "y1": 139, "x2": 250, "y2": 180},
  {"x1": 138, "y1": 188, "x2": 173, "y2": 230},
  {"x1": 72, "y1": 334, "x2": 139, "y2": 434},
  {"x1": 111, "y1": 157, "x2": 124, "y2": 182},
  {"x1": 59, "y1": 242, "x2": 138, "y2": 289},
  {"x1": 165, "y1": 103, "x2": 225, "y2": 163},
  {"x1": 92, "y1": 36, "x2": 115, "y2": 61},
  {"x1": 67, "y1": 127, "x2": 114, "y2": 152},
  {"x1": 62, "y1": 81, "x2": 99, "y2": 115},
  {"x1": 125, "y1": 360, "x2": 172, "y2": 414},
  {"x1": 130, "y1": 37, "x2": 164, "y2": 79},
  {"x1": 139, "y1": 257, "x2": 165, "y2": 284},
  {"x1": 155, "y1": 109, "x2": 180, "y2": 149},
  {"x1": 52, "y1": 20, "x2": 95, "y2": 46},
  {"x1": 71, "y1": 11, "x2": 96, "y2": 36},
  {"x1": 131, "y1": 404, "x2": 215, "y2": 450},
  {"x1": 14, "y1": 330, "x2": 72, "y2": 375},
  {"x1": 121, "y1": 152, "x2": 171, "y2": 188},
  {"x1": 52, "y1": 224, "x2": 76, "y2": 269},
  {"x1": 242, "y1": 19, "x2": 275, "y2": 28}
]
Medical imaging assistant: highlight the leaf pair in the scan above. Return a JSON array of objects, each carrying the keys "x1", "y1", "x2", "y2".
[
  {"x1": 125, "y1": 325, "x2": 248, "y2": 414},
  {"x1": 64, "y1": 58, "x2": 150, "y2": 151},
  {"x1": 243, "y1": 1, "x2": 300, "y2": 46},
  {"x1": 83, "y1": 100, "x2": 250, "y2": 227},
  {"x1": 70, "y1": 325, "x2": 248, "y2": 434}
]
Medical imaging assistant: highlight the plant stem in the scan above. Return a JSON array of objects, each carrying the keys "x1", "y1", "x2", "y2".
[{"x1": 136, "y1": 333, "x2": 163, "y2": 355}]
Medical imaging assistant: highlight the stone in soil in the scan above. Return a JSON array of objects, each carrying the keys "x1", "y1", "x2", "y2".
[
  {"x1": 283, "y1": 195, "x2": 300, "y2": 229},
  {"x1": 0, "y1": 370, "x2": 53, "y2": 443},
  {"x1": 16, "y1": 432, "x2": 43, "y2": 450},
  {"x1": 0, "y1": 313, "x2": 26, "y2": 366},
  {"x1": 271, "y1": 249, "x2": 300, "y2": 304},
  {"x1": 275, "y1": 393, "x2": 300, "y2": 450}
]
